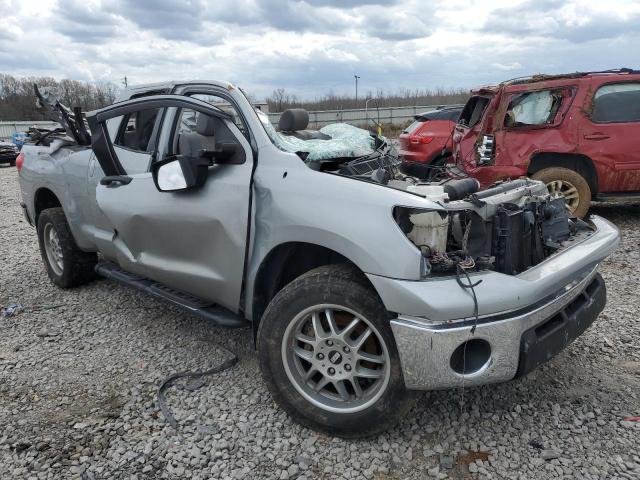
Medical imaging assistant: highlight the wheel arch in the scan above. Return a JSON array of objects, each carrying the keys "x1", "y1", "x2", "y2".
[
  {"x1": 251, "y1": 242, "x2": 378, "y2": 340},
  {"x1": 528, "y1": 152, "x2": 598, "y2": 196},
  {"x1": 33, "y1": 187, "x2": 63, "y2": 225}
]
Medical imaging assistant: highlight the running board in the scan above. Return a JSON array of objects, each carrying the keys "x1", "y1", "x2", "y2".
[{"x1": 95, "y1": 262, "x2": 248, "y2": 329}]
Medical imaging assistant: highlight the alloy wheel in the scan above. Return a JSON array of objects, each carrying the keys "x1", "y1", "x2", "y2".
[
  {"x1": 281, "y1": 304, "x2": 390, "y2": 413},
  {"x1": 43, "y1": 223, "x2": 64, "y2": 275},
  {"x1": 545, "y1": 179, "x2": 580, "y2": 212}
]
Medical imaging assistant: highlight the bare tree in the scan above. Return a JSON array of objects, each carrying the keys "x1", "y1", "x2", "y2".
[
  {"x1": 0, "y1": 74, "x2": 118, "y2": 120},
  {"x1": 266, "y1": 86, "x2": 469, "y2": 112}
]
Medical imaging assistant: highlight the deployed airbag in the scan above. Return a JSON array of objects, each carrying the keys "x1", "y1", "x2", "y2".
[{"x1": 264, "y1": 120, "x2": 377, "y2": 161}]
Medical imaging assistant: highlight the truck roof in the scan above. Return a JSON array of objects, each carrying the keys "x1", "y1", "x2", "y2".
[
  {"x1": 115, "y1": 80, "x2": 237, "y2": 102},
  {"x1": 471, "y1": 68, "x2": 640, "y2": 95}
]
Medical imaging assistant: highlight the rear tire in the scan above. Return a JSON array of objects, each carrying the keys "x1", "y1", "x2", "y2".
[
  {"x1": 257, "y1": 264, "x2": 414, "y2": 438},
  {"x1": 532, "y1": 167, "x2": 591, "y2": 218},
  {"x1": 37, "y1": 208, "x2": 97, "y2": 288}
]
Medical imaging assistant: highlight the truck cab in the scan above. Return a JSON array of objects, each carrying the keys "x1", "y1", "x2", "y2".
[{"x1": 452, "y1": 69, "x2": 640, "y2": 217}]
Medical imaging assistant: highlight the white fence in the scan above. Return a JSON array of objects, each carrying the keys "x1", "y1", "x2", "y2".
[
  {"x1": 266, "y1": 104, "x2": 463, "y2": 128},
  {"x1": 0, "y1": 121, "x2": 60, "y2": 140}
]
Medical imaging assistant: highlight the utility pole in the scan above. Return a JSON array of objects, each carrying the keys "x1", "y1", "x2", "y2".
[
  {"x1": 122, "y1": 76, "x2": 128, "y2": 88},
  {"x1": 354, "y1": 75, "x2": 360, "y2": 106}
]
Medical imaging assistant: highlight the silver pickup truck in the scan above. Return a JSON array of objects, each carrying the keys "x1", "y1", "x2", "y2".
[{"x1": 17, "y1": 80, "x2": 620, "y2": 437}]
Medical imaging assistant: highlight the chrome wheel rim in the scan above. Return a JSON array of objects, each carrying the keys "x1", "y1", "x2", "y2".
[
  {"x1": 282, "y1": 304, "x2": 390, "y2": 413},
  {"x1": 545, "y1": 179, "x2": 580, "y2": 212},
  {"x1": 43, "y1": 223, "x2": 63, "y2": 275}
]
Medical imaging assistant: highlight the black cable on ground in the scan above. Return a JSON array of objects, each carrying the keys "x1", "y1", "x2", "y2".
[{"x1": 157, "y1": 350, "x2": 239, "y2": 430}]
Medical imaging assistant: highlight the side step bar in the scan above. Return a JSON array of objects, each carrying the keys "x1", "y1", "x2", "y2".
[{"x1": 95, "y1": 262, "x2": 248, "y2": 329}]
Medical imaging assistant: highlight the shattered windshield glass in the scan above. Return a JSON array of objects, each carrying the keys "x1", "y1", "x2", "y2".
[{"x1": 255, "y1": 109, "x2": 377, "y2": 161}]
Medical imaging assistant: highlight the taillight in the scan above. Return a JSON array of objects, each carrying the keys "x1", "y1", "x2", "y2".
[
  {"x1": 411, "y1": 136, "x2": 434, "y2": 145},
  {"x1": 15, "y1": 152, "x2": 25, "y2": 172}
]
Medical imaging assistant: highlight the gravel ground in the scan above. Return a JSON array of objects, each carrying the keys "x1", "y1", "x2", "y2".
[{"x1": 1, "y1": 165, "x2": 639, "y2": 480}]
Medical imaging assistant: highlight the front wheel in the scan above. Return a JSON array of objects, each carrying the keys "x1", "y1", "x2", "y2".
[{"x1": 257, "y1": 265, "x2": 414, "y2": 438}]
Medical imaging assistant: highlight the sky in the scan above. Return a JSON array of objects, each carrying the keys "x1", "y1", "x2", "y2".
[{"x1": 1, "y1": 0, "x2": 639, "y2": 100}]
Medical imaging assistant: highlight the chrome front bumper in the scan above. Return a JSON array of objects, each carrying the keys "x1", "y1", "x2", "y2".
[
  {"x1": 367, "y1": 215, "x2": 620, "y2": 391},
  {"x1": 391, "y1": 268, "x2": 605, "y2": 390}
]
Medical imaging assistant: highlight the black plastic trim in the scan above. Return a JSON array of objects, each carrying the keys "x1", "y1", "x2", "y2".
[{"x1": 515, "y1": 273, "x2": 606, "y2": 378}]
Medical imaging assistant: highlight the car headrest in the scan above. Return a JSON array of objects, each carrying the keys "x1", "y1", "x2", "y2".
[
  {"x1": 196, "y1": 114, "x2": 216, "y2": 136},
  {"x1": 137, "y1": 108, "x2": 158, "y2": 128},
  {"x1": 278, "y1": 108, "x2": 309, "y2": 131}
]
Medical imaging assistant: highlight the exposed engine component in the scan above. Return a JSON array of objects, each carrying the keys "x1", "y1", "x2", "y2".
[
  {"x1": 395, "y1": 179, "x2": 589, "y2": 277},
  {"x1": 541, "y1": 196, "x2": 571, "y2": 244},
  {"x1": 491, "y1": 203, "x2": 544, "y2": 275},
  {"x1": 407, "y1": 210, "x2": 449, "y2": 253},
  {"x1": 442, "y1": 178, "x2": 480, "y2": 201}
]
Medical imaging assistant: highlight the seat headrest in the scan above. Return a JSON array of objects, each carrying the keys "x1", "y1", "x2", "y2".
[
  {"x1": 278, "y1": 108, "x2": 309, "y2": 132},
  {"x1": 137, "y1": 108, "x2": 157, "y2": 126},
  {"x1": 196, "y1": 114, "x2": 216, "y2": 136}
]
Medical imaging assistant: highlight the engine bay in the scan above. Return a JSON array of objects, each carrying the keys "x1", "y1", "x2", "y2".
[{"x1": 393, "y1": 178, "x2": 592, "y2": 277}]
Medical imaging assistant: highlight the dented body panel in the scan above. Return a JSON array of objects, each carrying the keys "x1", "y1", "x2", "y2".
[{"x1": 453, "y1": 71, "x2": 640, "y2": 195}]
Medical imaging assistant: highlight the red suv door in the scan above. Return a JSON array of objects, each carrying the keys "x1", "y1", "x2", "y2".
[{"x1": 581, "y1": 80, "x2": 640, "y2": 192}]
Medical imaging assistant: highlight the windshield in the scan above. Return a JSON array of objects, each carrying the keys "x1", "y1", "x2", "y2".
[{"x1": 255, "y1": 108, "x2": 282, "y2": 146}]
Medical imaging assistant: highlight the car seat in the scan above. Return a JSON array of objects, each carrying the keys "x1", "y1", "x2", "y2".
[
  {"x1": 179, "y1": 113, "x2": 218, "y2": 157},
  {"x1": 278, "y1": 109, "x2": 331, "y2": 140}
]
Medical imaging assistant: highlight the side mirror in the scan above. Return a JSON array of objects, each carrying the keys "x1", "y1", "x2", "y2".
[{"x1": 152, "y1": 155, "x2": 209, "y2": 192}]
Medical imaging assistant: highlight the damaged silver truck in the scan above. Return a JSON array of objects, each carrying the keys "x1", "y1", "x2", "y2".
[{"x1": 17, "y1": 81, "x2": 620, "y2": 437}]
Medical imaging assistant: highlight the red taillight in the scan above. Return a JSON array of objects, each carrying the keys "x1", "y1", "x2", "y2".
[
  {"x1": 411, "y1": 136, "x2": 434, "y2": 145},
  {"x1": 15, "y1": 152, "x2": 25, "y2": 172}
]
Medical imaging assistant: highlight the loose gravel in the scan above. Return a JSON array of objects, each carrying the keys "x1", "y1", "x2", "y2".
[{"x1": 1, "y1": 165, "x2": 639, "y2": 479}]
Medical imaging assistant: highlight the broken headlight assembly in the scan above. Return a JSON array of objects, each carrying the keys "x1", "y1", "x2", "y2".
[
  {"x1": 394, "y1": 206, "x2": 468, "y2": 278},
  {"x1": 394, "y1": 188, "x2": 585, "y2": 280}
]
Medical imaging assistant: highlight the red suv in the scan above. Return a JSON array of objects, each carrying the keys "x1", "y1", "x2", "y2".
[
  {"x1": 452, "y1": 69, "x2": 640, "y2": 217},
  {"x1": 400, "y1": 106, "x2": 462, "y2": 179}
]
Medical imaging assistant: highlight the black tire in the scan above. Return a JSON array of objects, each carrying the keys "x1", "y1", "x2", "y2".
[
  {"x1": 257, "y1": 264, "x2": 414, "y2": 438},
  {"x1": 532, "y1": 167, "x2": 591, "y2": 218},
  {"x1": 37, "y1": 207, "x2": 97, "y2": 288}
]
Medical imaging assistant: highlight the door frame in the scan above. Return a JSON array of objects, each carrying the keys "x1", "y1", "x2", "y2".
[{"x1": 86, "y1": 95, "x2": 232, "y2": 177}]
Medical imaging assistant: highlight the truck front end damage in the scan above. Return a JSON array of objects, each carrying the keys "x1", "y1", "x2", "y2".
[
  {"x1": 367, "y1": 179, "x2": 620, "y2": 390},
  {"x1": 394, "y1": 179, "x2": 585, "y2": 277}
]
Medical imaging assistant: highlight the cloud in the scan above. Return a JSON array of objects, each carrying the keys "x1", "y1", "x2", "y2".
[
  {"x1": 492, "y1": 62, "x2": 523, "y2": 71},
  {"x1": 483, "y1": 0, "x2": 640, "y2": 43},
  {"x1": 304, "y1": 0, "x2": 398, "y2": 6},
  {"x1": 54, "y1": 0, "x2": 121, "y2": 42},
  {"x1": 359, "y1": 6, "x2": 433, "y2": 41},
  {"x1": 4, "y1": 0, "x2": 640, "y2": 100},
  {"x1": 106, "y1": 0, "x2": 214, "y2": 43},
  {"x1": 253, "y1": 0, "x2": 353, "y2": 33}
]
